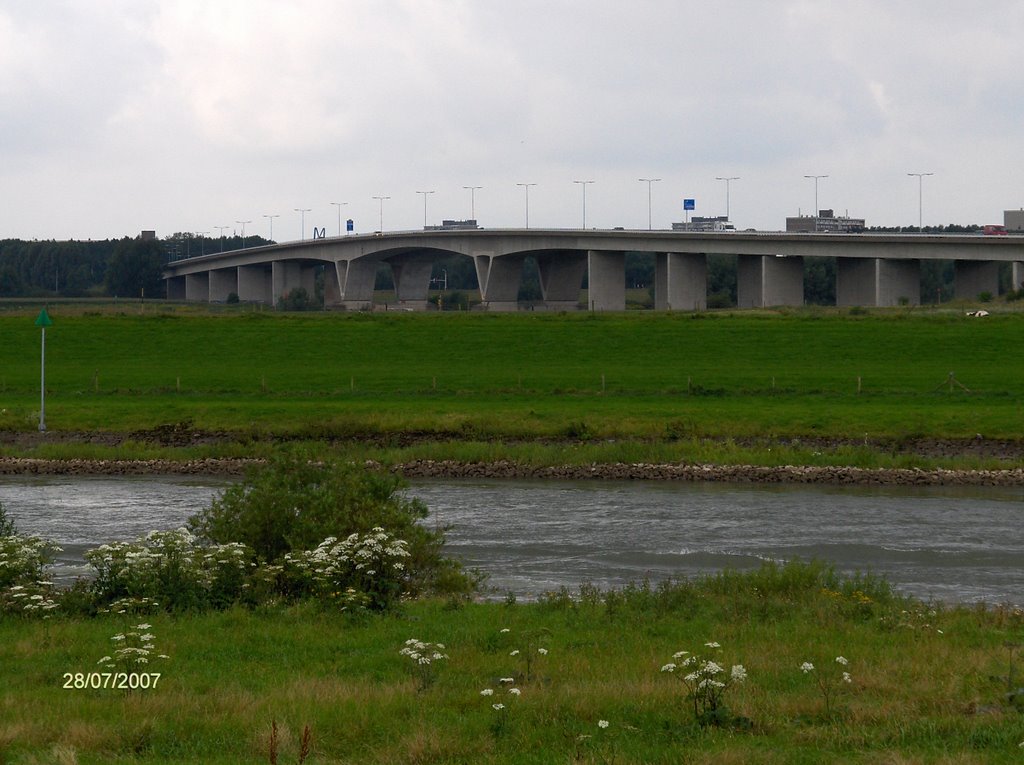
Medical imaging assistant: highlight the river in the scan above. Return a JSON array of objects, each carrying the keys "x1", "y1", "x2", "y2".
[{"x1": 1, "y1": 475, "x2": 1021, "y2": 605}]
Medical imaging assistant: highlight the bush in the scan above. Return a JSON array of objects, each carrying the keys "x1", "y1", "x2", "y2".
[
  {"x1": 226, "y1": 292, "x2": 240, "y2": 304},
  {"x1": 0, "y1": 501, "x2": 16, "y2": 537},
  {"x1": 277, "y1": 287, "x2": 316, "y2": 311},
  {"x1": 187, "y1": 453, "x2": 478, "y2": 598}
]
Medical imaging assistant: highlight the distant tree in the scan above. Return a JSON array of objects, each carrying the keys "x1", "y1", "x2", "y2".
[
  {"x1": 0, "y1": 265, "x2": 23, "y2": 296},
  {"x1": 104, "y1": 237, "x2": 165, "y2": 298}
]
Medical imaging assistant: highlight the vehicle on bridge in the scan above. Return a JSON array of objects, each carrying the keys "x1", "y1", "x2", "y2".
[{"x1": 982, "y1": 224, "x2": 1008, "y2": 236}]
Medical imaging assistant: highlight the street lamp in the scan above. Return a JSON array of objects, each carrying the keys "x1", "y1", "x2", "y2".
[
  {"x1": 294, "y1": 208, "x2": 311, "y2": 241},
  {"x1": 263, "y1": 214, "x2": 279, "y2": 243},
  {"x1": 372, "y1": 196, "x2": 390, "y2": 231},
  {"x1": 638, "y1": 178, "x2": 661, "y2": 230},
  {"x1": 463, "y1": 185, "x2": 482, "y2": 220},
  {"x1": 416, "y1": 190, "x2": 435, "y2": 228},
  {"x1": 907, "y1": 173, "x2": 934, "y2": 232},
  {"x1": 516, "y1": 183, "x2": 536, "y2": 228},
  {"x1": 236, "y1": 220, "x2": 251, "y2": 249},
  {"x1": 215, "y1": 225, "x2": 229, "y2": 251},
  {"x1": 573, "y1": 179, "x2": 595, "y2": 228},
  {"x1": 197, "y1": 231, "x2": 209, "y2": 256},
  {"x1": 715, "y1": 176, "x2": 740, "y2": 221},
  {"x1": 803, "y1": 175, "x2": 828, "y2": 229},
  {"x1": 330, "y1": 202, "x2": 348, "y2": 237}
]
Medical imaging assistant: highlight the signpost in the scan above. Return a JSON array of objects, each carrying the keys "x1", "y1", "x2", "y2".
[
  {"x1": 35, "y1": 308, "x2": 52, "y2": 432},
  {"x1": 683, "y1": 199, "x2": 696, "y2": 228}
]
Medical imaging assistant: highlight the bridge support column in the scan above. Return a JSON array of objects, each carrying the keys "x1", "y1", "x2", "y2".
[
  {"x1": 474, "y1": 254, "x2": 524, "y2": 311},
  {"x1": 238, "y1": 265, "x2": 271, "y2": 303},
  {"x1": 1013, "y1": 262, "x2": 1024, "y2": 292},
  {"x1": 336, "y1": 258, "x2": 377, "y2": 310},
  {"x1": 272, "y1": 261, "x2": 302, "y2": 307},
  {"x1": 587, "y1": 250, "x2": 625, "y2": 311},
  {"x1": 655, "y1": 252, "x2": 706, "y2": 311},
  {"x1": 184, "y1": 273, "x2": 209, "y2": 302},
  {"x1": 389, "y1": 252, "x2": 435, "y2": 310},
  {"x1": 737, "y1": 255, "x2": 803, "y2": 308},
  {"x1": 537, "y1": 251, "x2": 586, "y2": 310},
  {"x1": 837, "y1": 258, "x2": 920, "y2": 307},
  {"x1": 209, "y1": 268, "x2": 237, "y2": 302},
  {"x1": 166, "y1": 276, "x2": 186, "y2": 301},
  {"x1": 955, "y1": 260, "x2": 999, "y2": 300}
]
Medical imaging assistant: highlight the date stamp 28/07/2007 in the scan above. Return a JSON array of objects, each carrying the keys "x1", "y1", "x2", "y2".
[{"x1": 62, "y1": 672, "x2": 161, "y2": 690}]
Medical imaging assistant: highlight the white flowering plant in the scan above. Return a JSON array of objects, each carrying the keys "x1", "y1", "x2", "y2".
[
  {"x1": 97, "y1": 622, "x2": 169, "y2": 676},
  {"x1": 480, "y1": 684, "x2": 520, "y2": 737},
  {"x1": 0, "y1": 533, "x2": 60, "y2": 590},
  {"x1": 399, "y1": 638, "x2": 448, "y2": 691},
  {"x1": 801, "y1": 656, "x2": 853, "y2": 718},
  {"x1": 660, "y1": 642, "x2": 748, "y2": 727},
  {"x1": 284, "y1": 528, "x2": 410, "y2": 611},
  {"x1": 84, "y1": 529, "x2": 251, "y2": 612}
]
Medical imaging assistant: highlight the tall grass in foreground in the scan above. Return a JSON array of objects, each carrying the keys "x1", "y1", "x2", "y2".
[{"x1": 2, "y1": 561, "x2": 1023, "y2": 764}]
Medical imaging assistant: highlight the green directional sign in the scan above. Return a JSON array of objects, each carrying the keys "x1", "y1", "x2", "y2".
[{"x1": 35, "y1": 308, "x2": 53, "y2": 328}]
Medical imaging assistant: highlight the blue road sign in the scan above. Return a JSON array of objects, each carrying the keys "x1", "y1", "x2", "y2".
[
  {"x1": 684, "y1": 199, "x2": 696, "y2": 211},
  {"x1": 346, "y1": 219, "x2": 354, "y2": 232}
]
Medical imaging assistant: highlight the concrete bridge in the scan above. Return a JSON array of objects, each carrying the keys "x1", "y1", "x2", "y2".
[{"x1": 163, "y1": 228, "x2": 1024, "y2": 311}]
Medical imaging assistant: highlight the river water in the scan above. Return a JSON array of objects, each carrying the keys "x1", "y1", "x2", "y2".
[{"x1": 1, "y1": 475, "x2": 1021, "y2": 605}]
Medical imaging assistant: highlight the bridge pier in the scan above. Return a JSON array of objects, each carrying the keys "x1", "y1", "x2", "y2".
[
  {"x1": 655, "y1": 252, "x2": 706, "y2": 311},
  {"x1": 335, "y1": 258, "x2": 377, "y2": 310},
  {"x1": 184, "y1": 272, "x2": 209, "y2": 302},
  {"x1": 238, "y1": 264, "x2": 272, "y2": 303},
  {"x1": 166, "y1": 276, "x2": 186, "y2": 301},
  {"x1": 837, "y1": 258, "x2": 920, "y2": 306},
  {"x1": 474, "y1": 253, "x2": 524, "y2": 311},
  {"x1": 737, "y1": 255, "x2": 803, "y2": 308},
  {"x1": 955, "y1": 260, "x2": 999, "y2": 300},
  {"x1": 272, "y1": 262, "x2": 302, "y2": 306},
  {"x1": 388, "y1": 252, "x2": 434, "y2": 310},
  {"x1": 209, "y1": 268, "x2": 237, "y2": 302},
  {"x1": 1014, "y1": 262, "x2": 1024, "y2": 292},
  {"x1": 537, "y1": 250, "x2": 587, "y2": 310},
  {"x1": 587, "y1": 250, "x2": 625, "y2": 311}
]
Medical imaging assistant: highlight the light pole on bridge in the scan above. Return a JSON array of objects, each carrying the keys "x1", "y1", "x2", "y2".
[
  {"x1": 573, "y1": 179, "x2": 595, "y2": 228},
  {"x1": 372, "y1": 196, "x2": 390, "y2": 232},
  {"x1": 516, "y1": 183, "x2": 536, "y2": 228},
  {"x1": 416, "y1": 190, "x2": 435, "y2": 229},
  {"x1": 197, "y1": 231, "x2": 209, "y2": 257},
  {"x1": 907, "y1": 172, "x2": 934, "y2": 232},
  {"x1": 638, "y1": 178, "x2": 661, "y2": 230},
  {"x1": 715, "y1": 176, "x2": 739, "y2": 222},
  {"x1": 263, "y1": 214, "x2": 279, "y2": 243},
  {"x1": 215, "y1": 226, "x2": 229, "y2": 252},
  {"x1": 236, "y1": 220, "x2": 251, "y2": 249},
  {"x1": 330, "y1": 202, "x2": 348, "y2": 237},
  {"x1": 803, "y1": 175, "x2": 828, "y2": 230},
  {"x1": 463, "y1": 185, "x2": 482, "y2": 221},
  {"x1": 294, "y1": 208, "x2": 311, "y2": 241}
]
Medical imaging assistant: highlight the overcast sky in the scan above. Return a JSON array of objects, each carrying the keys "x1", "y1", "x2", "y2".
[{"x1": 2, "y1": 0, "x2": 1023, "y2": 242}]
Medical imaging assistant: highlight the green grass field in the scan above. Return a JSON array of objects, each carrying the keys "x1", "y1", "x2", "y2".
[
  {"x1": 2, "y1": 565, "x2": 1023, "y2": 764},
  {"x1": 1, "y1": 305, "x2": 1022, "y2": 468}
]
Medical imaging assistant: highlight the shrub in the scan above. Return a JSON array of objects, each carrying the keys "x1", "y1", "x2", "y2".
[
  {"x1": 226, "y1": 292, "x2": 240, "y2": 304},
  {"x1": 187, "y1": 453, "x2": 478, "y2": 598}
]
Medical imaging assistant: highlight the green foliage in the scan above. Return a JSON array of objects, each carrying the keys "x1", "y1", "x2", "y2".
[
  {"x1": 276, "y1": 287, "x2": 317, "y2": 311},
  {"x1": 187, "y1": 454, "x2": 476, "y2": 596},
  {"x1": 0, "y1": 500, "x2": 16, "y2": 537},
  {"x1": 104, "y1": 236, "x2": 165, "y2": 298},
  {"x1": 226, "y1": 291, "x2": 240, "y2": 304}
]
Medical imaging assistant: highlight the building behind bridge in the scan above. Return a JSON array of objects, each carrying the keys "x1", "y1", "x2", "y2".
[{"x1": 786, "y1": 210, "x2": 866, "y2": 233}]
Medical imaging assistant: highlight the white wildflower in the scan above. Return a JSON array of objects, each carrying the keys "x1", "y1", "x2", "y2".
[
  {"x1": 480, "y1": 688, "x2": 494, "y2": 696},
  {"x1": 598, "y1": 720, "x2": 609, "y2": 729},
  {"x1": 508, "y1": 688, "x2": 521, "y2": 696},
  {"x1": 835, "y1": 656, "x2": 848, "y2": 666},
  {"x1": 800, "y1": 662, "x2": 815, "y2": 673}
]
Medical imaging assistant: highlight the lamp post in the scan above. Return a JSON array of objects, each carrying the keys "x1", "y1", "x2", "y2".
[
  {"x1": 197, "y1": 231, "x2": 209, "y2": 256},
  {"x1": 263, "y1": 214, "x2": 279, "y2": 243},
  {"x1": 35, "y1": 308, "x2": 52, "y2": 432},
  {"x1": 372, "y1": 196, "x2": 390, "y2": 231},
  {"x1": 330, "y1": 202, "x2": 348, "y2": 236},
  {"x1": 463, "y1": 185, "x2": 482, "y2": 220},
  {"x1": 215, "y1": 225, "x2": 229, "y2": 251},
  {"x1": 907, "y1": 172, "x2": 934, "y2": 232},
  {"x1": 715, "y1": 176, "x2": 739, "y2": 222},
  {"x1": 638, "y1": 178, "x2": 661, "y2": 230},
  {"x1": 416, "y1": 190, "x2": 435, "y2": 228},
  {"x1": 236, "y1": 220, "x2": 251, "y2": 249},
  {"x1": 573, "y1": 179, "x2": 595, "y2": 228},
  {"x1": 516, "y1": 183, "x2": 536, "y2": 228},
  {"x1": 294, "y1": 208, "x2": 311, "y2": 241},
  {"x1": 803, "y1": 175, "x2": 828, "y2": 230}
]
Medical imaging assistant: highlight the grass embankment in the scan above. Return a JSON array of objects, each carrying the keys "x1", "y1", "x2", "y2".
[
  {"x1": 1, "y1": 306, "x2": 1023, "y2": 470},
  {"x1": 2, "y1": 564, "x2": 1023, "y2": 764}
]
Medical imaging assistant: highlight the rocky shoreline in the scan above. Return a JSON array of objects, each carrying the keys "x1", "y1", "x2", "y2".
[{"x1": 1, "y1": 456, "x2": 1022, "y2": 486}]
